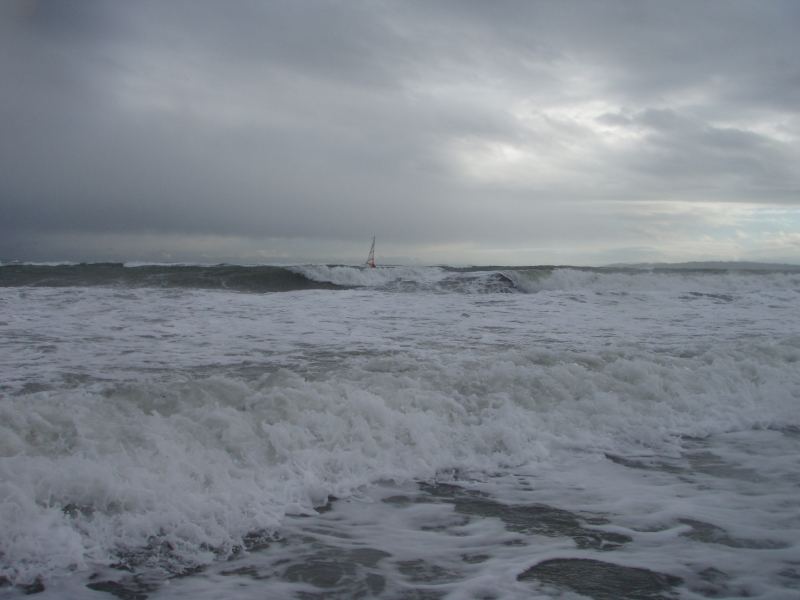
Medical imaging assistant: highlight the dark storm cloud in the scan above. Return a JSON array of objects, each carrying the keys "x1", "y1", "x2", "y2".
[
  {"x1": 1, "y1": 0, "x2": 496, "y2": 243},
  {"x1": 1, "y1": 0, "x2": 798, "y2": 262}
]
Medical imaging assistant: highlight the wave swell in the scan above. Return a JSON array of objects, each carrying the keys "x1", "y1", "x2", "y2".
[
  {"x1": 1, "y1": 262, "x2": 799, "y2": 296},
  {"x1": 0, "y1": 263, "x2": 340, "y2": 293}
]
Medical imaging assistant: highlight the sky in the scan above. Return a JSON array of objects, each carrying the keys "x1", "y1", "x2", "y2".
[{"x1": 1, "y1": 0, "x2": 799, "y2": 266}]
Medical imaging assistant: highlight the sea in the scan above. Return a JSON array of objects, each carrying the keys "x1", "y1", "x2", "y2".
[{"x1": 1, "y1": 262, "x2": 799, "y2": 599}]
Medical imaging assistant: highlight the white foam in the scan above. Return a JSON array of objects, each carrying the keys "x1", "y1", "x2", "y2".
[
  {"x1": 291, "y1": 264, "x2": 450, "y2": 289},
  {"x1": 1, "y1": 274, "x2": 799, "y2": 591}
]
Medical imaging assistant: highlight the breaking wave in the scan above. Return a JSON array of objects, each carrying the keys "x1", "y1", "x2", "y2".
[
  {"x1": 2, "y1": 262, "x2": 799, "y2": 296},
  {"x1": 3, "y1": 339, "x2": 798, "y2": 585}
]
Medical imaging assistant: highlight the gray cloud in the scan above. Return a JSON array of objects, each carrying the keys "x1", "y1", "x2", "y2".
[{"x1": 1, "y1": 0, "x2": 799, "y2": 264}]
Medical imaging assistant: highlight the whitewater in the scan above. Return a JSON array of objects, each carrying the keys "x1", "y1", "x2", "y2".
[{"x1": 1, "y1": 263, "x2": 798, "y2": 599}]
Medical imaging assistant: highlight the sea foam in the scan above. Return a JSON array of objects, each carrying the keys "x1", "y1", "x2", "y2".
[{"x1": 1, "y1": 267, "x2": 799, "y2": 593}]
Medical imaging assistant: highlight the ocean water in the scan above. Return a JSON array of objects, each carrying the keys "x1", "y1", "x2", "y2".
[{"x1": 1, "y1": 263, "x2": 799, "y2": 599}]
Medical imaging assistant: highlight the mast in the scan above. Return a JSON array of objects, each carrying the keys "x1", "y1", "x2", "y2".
[{"x1": 366, "y1": 236, "x2": 376, "y2": 268}]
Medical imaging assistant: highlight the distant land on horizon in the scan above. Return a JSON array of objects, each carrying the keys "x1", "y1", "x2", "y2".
[
  {"x1": 2, "y1": 259, "x2": 800, "y2": 271},
  {"x1": 605, "y1": 261, "x2": 800, "y2": 271}
]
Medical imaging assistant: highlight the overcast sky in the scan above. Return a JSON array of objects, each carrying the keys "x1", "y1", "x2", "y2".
[{"x1": 1, "y1": 0, "x2": 799, "y2": 265}]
